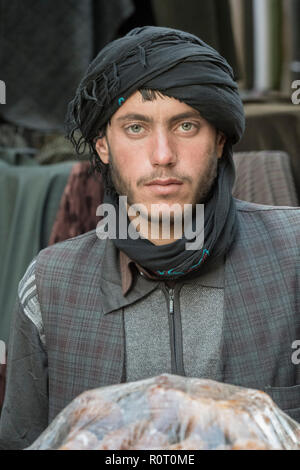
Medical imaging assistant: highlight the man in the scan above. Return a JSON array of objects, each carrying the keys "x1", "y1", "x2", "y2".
[{"x1": 0, "y1": 26, "x2": 299, "y2": 449}]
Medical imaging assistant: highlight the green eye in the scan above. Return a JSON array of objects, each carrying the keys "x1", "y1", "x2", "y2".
[
  {"x1": 181, "y1": 122, "x2": 193, "y2": 131},
  {"x1": 129, "y1": 124, "x2": 142, "y2": 133}
]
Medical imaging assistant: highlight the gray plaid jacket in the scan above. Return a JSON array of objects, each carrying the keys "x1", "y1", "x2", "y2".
[{"x1": 33, "y1": 198, "x2": 300, "y2": 423}]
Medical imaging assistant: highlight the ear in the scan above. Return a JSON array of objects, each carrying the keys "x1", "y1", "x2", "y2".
[
  {"x1": 95, "y1": 136, "x2": 109, "y2": 164},
  {"x1": 216, "y1": 131, "x2": 226, "y2": 158}
]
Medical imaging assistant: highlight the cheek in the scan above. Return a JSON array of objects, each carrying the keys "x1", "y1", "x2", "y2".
[
  {"x1": 183, "y1": 147, "x2": 211, "y2": 172},
  {"x1": 109, "y1": 134, "x2": 131, "y2": 171},
  {"x1": 110, "y1": 147, "x2": 144, "y2": 189},
  {"x1": 189, "y1": 134, "x2": 216, "y2": 160},
  {"x1": 179, "y1": 143, "x2": 216, "y2": 184},
  {"x1": 113, "y1": 134, "x2": 150, "y2": 176}
]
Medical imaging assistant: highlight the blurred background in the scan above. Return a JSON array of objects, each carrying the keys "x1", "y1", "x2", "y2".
[{"x1": 0, "y1": 0, "x2": 300, "y2": 348}]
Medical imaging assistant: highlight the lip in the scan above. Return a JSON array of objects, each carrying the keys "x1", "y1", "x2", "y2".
[
  {"x1": 145, "y1": 180, "x2": 183, "y2": 195},
  {"x1": 146, "y1": 179, "x2": 183, "y2": 186}
]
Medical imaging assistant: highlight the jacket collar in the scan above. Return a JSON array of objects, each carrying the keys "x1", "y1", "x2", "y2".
[
  {"x1": 99, "y1": 237, "x2": 160, "y2": 315},
  {"x1": 99, "y1": 236, "x2": 225, "y2": 315}
]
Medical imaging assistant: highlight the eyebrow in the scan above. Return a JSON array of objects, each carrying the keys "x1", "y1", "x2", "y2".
[{"x1": 115, "y1": 111, "x2": 203, "y2": 124}]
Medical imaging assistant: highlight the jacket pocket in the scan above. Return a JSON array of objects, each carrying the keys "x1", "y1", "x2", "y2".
[{"x1": 264, "y1": 384, "x2": 300, "y2": 423}]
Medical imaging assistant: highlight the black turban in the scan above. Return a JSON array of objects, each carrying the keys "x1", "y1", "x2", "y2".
[{"x1": 66, "y1": 25, "x2": 245, "y2": 151}]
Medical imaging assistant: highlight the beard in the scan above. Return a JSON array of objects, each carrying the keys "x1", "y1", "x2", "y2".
[{"x1": 104, "y1": 142, "x2": 219, "y2": 224}]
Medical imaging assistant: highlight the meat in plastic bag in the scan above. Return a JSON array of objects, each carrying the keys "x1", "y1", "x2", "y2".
[{"x1": 27, "y1": 374, "x2": 300, "y2": 450}]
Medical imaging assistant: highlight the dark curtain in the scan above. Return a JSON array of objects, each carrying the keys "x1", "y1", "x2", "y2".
[
  {"x1": 0, "y1": 0, "x2": 134, "y2": 132},
  {"x1": 151, "y1": 0, "x2": 240, "y2": 79}
]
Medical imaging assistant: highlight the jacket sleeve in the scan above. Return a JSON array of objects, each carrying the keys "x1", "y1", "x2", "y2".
[{"x1": 0, "y1": 278, "x2": 48, "y2": 449}]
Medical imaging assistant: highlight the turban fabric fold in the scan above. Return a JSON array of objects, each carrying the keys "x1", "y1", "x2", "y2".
[{"x1": 67, "y1": 26, "x2": 245, "y2": 147}]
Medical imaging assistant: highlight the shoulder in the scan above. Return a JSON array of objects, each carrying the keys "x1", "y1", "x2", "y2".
[
  {"x1": 40, "y1": 229, "x2": 103, "y2": 253},
  {"x1": 234, "y1": 198, "x2": 300, "y2": 214},
  {"x1": 234, "y1": 198, "x2": 300, "y2": 233},
  {"x1": 33, "y1": 230, "x2": 109, "y2": 299},
  {"x1": 35, "y1": 229, "x2": 106, "y2": 268},
  {"x1": 232, "y1": 199, "x2": 300, "y2": 259}
]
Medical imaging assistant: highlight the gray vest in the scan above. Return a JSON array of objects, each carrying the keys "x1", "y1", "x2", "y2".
[{"x1": 35, "y1": 199, "x2": 300, "y2": 423}]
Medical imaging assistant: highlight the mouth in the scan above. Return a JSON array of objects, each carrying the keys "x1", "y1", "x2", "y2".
[
  {"x1": 146, "y1": 179, "x2": 183, "y2": 186},
  {"x1": 145, "y1": 179, "x2": 183, "y2": 195}
]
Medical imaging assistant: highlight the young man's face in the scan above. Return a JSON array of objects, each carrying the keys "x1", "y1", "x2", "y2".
[{"x1": 96, "y1": 90, "x2": 226, "y2": 224}]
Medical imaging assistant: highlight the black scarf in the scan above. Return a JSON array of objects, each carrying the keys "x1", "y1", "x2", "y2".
[{"x1": 66, "y1": 26, "x2": 245, "y2": 280}]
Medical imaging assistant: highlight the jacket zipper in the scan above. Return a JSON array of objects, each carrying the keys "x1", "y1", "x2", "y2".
[
  {"x1": 167, "y1": 287, "x2": 178, "y2": 373},
  {"x1": 169, "y1": 287, "x2": 174, "y2": 314}
]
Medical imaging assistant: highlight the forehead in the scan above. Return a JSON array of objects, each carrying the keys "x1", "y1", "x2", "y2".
[{"x1": 111, "y1": 90, "x2": 202, "y2": 122}]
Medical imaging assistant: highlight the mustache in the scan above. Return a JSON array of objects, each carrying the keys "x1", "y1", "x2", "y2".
[
  {"x1": 139, "y1": 174, "x2": 191, "y2": 186},
  {"x1": 107, "y1": 146, "x2": 192, "y2": 187}
]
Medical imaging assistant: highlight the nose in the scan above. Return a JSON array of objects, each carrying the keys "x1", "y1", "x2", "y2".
[{"x1": 150, "y1": 129, "x2": 177, "y2": 167}]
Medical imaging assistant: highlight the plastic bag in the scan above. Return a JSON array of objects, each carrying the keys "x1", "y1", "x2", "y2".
[{"x1": 28, "y1": 374, "x2": 300, "y2": 450}]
